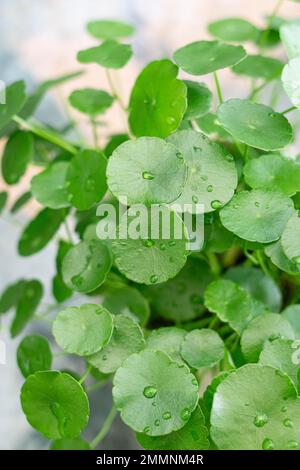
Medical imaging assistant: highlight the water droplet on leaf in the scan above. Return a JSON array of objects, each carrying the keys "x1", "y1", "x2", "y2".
[
  {"x1": 254, "y1": 414, "x2": 268, "y2": 428},
  {"x1": 143, "y1": 386, "x2": 157, "y2": 399},
  {"x1": 162, "y1": 411, "x2": 171, "y2": 420},
  {"x1": 211, "y1": 200, "x2": 222, "y2": 210},
  {"x1": 180, "y1": 408, "x2": 191, "y2": 421},
  {"x1": 262, "y1": 438, "x2": 275, "y2": 450},
  {"x1": 150, "y1": 275, "x2": 158, "y2": 284},
  {"x1": 142, "y1": 171, "x2": 155, "y2": 180}
]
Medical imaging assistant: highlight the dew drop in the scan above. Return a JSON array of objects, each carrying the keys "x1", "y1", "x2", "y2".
[
  {"x1": 270, "y1": 333, "x2": 281, "y2": 342},
  {"x1": 254, "y1": 414, "x2": 268, "y2": 428},
  {"x1": 275, "y1": 368, "x2": 285, "y2": 377},
  {"x1": 159, "y1": 243, "x2": 166, "y2": 251},
  {"x1": 255, "y1": 201, "x2": 260, "y2": 208},
  {"x1": 176, "y1": 152, "x2": 184, "y2": 160},
  {"x1": 192, "y1": 378, "x2": 198, "y2": 386},
  {"x1": 142, "y1": 171, "x2": 155, "y2": 180},
  {"x1": 207, "y1": 185, "x2": 213, "y2": 193},
  {"x1": 283, "y1": 418, "x2": 293, "y2": 428},
  {"x1": 192, "y1": 195, "x2": 199, "y2": 203},
  {"x1": 163, "y1": 412, "x2": 171, "y2": 420},
  {"x1": 168, "y1": 241, "x2": 176, "y2": 247},
  {"x1": 281, "y1": 405, "x2": 287, "y2": 413},
  {"x1": 211, "y1": 200, "x2": 222, "y2": 210},
  {"x1": 181, "y1": 408, "x2": 191, "y2": 421},
  {"x1": 154, "y1": 419, "x2": 160, "y2": 426},
  {"x1": 152, "y1": 401, "x2": 157, "y2": 407},
  {"x1": 287, "y1": 440, "x2": 298, "y2": 449},
  {"x1": 71, "y1": 274, "x2": 83, "y2": 287},
  {"x1": 201, "y1": 175, "x2": 208, "y2": 181},
  {"x1": 143, "y1": 426, "x2": 150, "y2": 433},
  {"x1": 268, "y1": 113, "x2": 276, "y2": 118},
  {"x1": 226, "y1": 154, "x2": 234, "y2": 162},
  {"x1": 150, "y1": 275, "x2": 158, "y2": 284},
  {"x1": 143, "y1": 386, "x2": 157, "y2": 399},
  {"x1": 143, "y1": 239, "x2": 154, "y2": 248},
  {"x1": 102, "y1": 355, "x2": 107, "y2": 361},
  {"x1": 262, "y1": 438, "x2": 275, "y2": 450}
]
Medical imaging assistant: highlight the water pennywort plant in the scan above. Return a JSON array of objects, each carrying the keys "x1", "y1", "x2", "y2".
[{"x1": 1, "y1": 2, "x2": 300, "y2": 450}]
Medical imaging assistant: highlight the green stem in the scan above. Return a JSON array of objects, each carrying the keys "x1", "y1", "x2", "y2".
[
  {"x1": 207, "y1": 252, "x2": 221, "y2": 276},
  {"x1": 256, "y1": 250, "x2": 271, "y2": 277},
  {"x1": 79, "y1": 364, "x2": 92, "y2": 385},
  {"x1": 64, "y1": 219, "x2": 74, "y2": 244},
  {"x1": 281, "y1": 106, "x2": 297, "y2": 115},
  {"x1": 106, "y1": 69, "x2": 126, "y2": 111},
  {"x1": 90, "y1": 117, "x2": 99, "y2": 149},
  {"x1": 90, "y1": 404, "x2": 117, "y2": 449},
  {"x1": 213, "y1": 71, "x2": 223, "y2": 105},
  {"x1": 86, "y1": 381, "x2": 108, "y2": 393},
  {"x1": 244, "y1": 249, "x2": 259, "y2": 266},
  {"x1": 13, "y1": 115, "x2": 77, "y2": 155},
  {"x1": 249, "y1": 81, "x2": 268, "y2": 101}
]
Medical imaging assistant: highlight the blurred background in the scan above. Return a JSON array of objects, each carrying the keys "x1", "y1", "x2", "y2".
[{"x1": 0, "y1": 0, "x2": 300, "y2": 450}]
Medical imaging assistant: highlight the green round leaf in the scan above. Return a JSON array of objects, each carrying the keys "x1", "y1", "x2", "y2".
[
  {"x1": 21, "y1": 371, "x2": 89, "y2": 440},
  {"x1": 18, "y1": 208, "x2": 67, "y2": 256},
  {"x1": 88, "y1": 314, "x2": 145, "y2": 373},
  {"x1": 265, "y1": 240, "x2": 300, "y2": 275},
  {"x1": 181, "y1": 329, "x2": 224, "y2": 369},
  {"x1": 244, "y1": 154, "x2": 300, "y2": 197},
  {"x1": 145, "y1": 327, "x2": 186, "y2": 364},
  {"x1": 196, "y1": 112, "x2": 230, "y2": 139},
  {"x1": 211, "y1": 364, "x2": 300, "y2": 450},
  {"x1": 0, "y1": 80, "x2": 26, "y2": 130},
  {"x1": 77, "y1": 40, "x2": 132, "y2": 69},
  {"x1": 10, "y1": 279, "x2": 43, "y2": 338},
  {"x1": 259, "y1": 339, "x2": 300, "y2": 387},
  {"x1": 137, "y1": 406, "x2": 209, "y2": 450},
  {"x1": 17, "y1": 335, "x2": 52, "y2": 378},
  {"x1": 232, "y1": 55, "x2": 284, "y2": 81},
  {"x1": 217, "y1": 99, "x2": 293, "y2": 151},
  {"x1": 282, "y1": 58, "x2": 300, "y2": 109},
  {"x1": 50, "y1": 437, "x2": 90, "y2": 450},
  {"x1": 31, "y1": 161, "x2": 71, "y2": 209},
  {"x1": 241, "y1": 313, "x2": 295, "y2": 363},
  {"x1": 282, "y1": 305, "x2": 300, "y2": 338},
  {"x1": 225, "y1": 266, "x2": 282, "y2": 313},
  {"x1": 52, "y1": 304, "x2": 113, "y2": 356},
  {"x1": 113, "y1": 350, "x2": 199, "y2": 436},
  {"x1": 107, "y1": 137, "x2": 186, "y2": 206},
  {"x1": 204, "y1": 279, "x2": 267, "y2": 335},
  {"x1": 69, "y1": 88, "x2": 114, "y2": 116},
  {"x1": 220, "y1": 190, "x2": 295, "y2": 243},
  {"x1": 167, "y1": 130, "x2": 237, "y2": 213},
  {"x1": 112, "y1": 206, "x2": 188, "y2": 285},
  {"x1": 129, "y1": 60, "x2": 187, "y2": 138},
  {"x1": 87, "y1": 20, "x2": 134, "y2": 40},
  {"x1": 173, "y1": 41, "x2": 246, "y2": 76},
  {"x1": 208, "y1": 18, "x2": 258, "y2": 42},
  {"x1": 184, "y1": 81, "x2": 212, "y2": 120},
  {"x1": 103, "y1": 286, "x2": 150, "y2": 325},
  {"x1": 66, "y1": 150, "x2": 107, "y2": 211},
  {"x1": 2, "y1": 131, "x2": 34, "y2": 185},
  {"x1": 281, "y1": 213, "x2": 300, "y2": 264}
]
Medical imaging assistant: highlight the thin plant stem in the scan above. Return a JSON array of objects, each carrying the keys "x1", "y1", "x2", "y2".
[
  {"x1": 281, "y1": 106, "x2": 297, "y2": 115},
  {"x1": 13, "y1": 115, "x2": 77, "y2": 155},
  {"x1": 249, "y1": 81, "x2": 268, "y2": 101},
  {"x1": 106, "y1": 69, "x2": 126, "y2": 111},
  {"x1": 90, "y1": 404, "x2": 117, "y2": 449},
  {"x1": 79, "y1": 364, "x2": 92, "y2": 385},
  {"x1": 256, "y1": 250, "x2": 271, "y2": 277},
  {"x1": 213, "y1": 71, "x2": 223, "y2": 105},
  {"x1": 64, "y1": 218, "x2": 74, "y2": 244},
  {"x1": 244, "y1": 249, "x2": 259, "y2": 266},
  {"x1": 90, "y1": 117, "x2": 99, "y2": 149},
  {"x1": 86, "y1": 381, "x2": 109, "y2": 393},
  {"x1": 207, "y1": 252, "x2": 221, "y2": 276}
]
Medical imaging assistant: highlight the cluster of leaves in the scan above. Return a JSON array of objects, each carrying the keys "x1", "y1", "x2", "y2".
[{"x1": 1, "y1": 4, "x2": 300, "y2": 450}]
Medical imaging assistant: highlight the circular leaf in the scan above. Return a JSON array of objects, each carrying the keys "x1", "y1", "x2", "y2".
[
  {"x1": 241, "y1": 313, "x2": 295, "y2": 363},
  {"x1": 220, "y1": 189, "x2": 295, "y2": 243},
  {"x1": 113, "y1": 350, "x2": 199, "y2": 436},
  {"x1": 62, "y1": 239, "x2": 112, "y2": 293},
  {"x1": 77, "y1": 41, "x2": 132, "y2": 69},
  {"x1": 232, "y1": 55, "x2": 284, "y2": 80},
  {"x1": 282, "y1": 58, "x2": 300, "y2": 108},
  {"x1": 211, "y1": 364, "x2": 300, "y2": 450},
  {"x1": 21, "y1": 371, "x2": 89, "y2": 440},
  {"x1": 50, "y1": 437, "x2": 90, "y2": 450},
  {"x1": 88, "y1": 314, "x2": 145, "y2": 373},
  {"x1": 2, "y1": 131, "x2": 33, "y2": 185},
  {"x1": 69, "y1": 88, "x2": 114, "y2": 116},
  {"x1": 181, "y1": 329, "x2": 224, "y2": 369},
  {"x1": 103, "y1": 286, "x2": 150, "y2": 325},
  {"x1": 173, "y1": 41, "x2": 246, "y2": 76},
  {"x1": 145, "y1": 327, "x2": 186, "y2": 364},
  {"x1": 217, "y1": 99, "x2": 293, "y2": 151},
  {"x1": 208, "y1": 18, "x2": 258, "y2": 42},
  {"x1": 17, "y1": 335, "x2": 52, "y2": 378},
  {"x1": 129, "y1": 60, "x2": 187, "y2": 138},
  {"x1": 167, "y1": 130, "x2": 237, "y2": 213},
  {"x1": 281, "y1": 213, "x2": 300, "y2": 264},
  {"x1": 184, "y1": 80, "x2": 212, "y2": 120},
  {"x1": 0, "y1": 80, "x2": 26, "y2": 130},
  {"x1": 31, "y1": 161, "x2": 71, "y2": 209},
  {"x1": 52, "y1": 304, "x2": 113, "y2": 356},
  {"x1": 244, "y1": 154, "x2": 300, "y2": 197},
  {"x1": 282, "y1": 305, "x2": 300, "y2": 338},
  {"x1": 265, "y1": 240, "x2": 300, "y2": 275},
  {"x1": 196, "y1": 112, "x2": 230, "y2": 139},
  {"x1": 87, "y1": 20, "x2": 134, "y2": 40},
  {"x1": 259, "y1": 338, "x2": 300, "y2": 387},
  {"x1": 137, "y1": 406, "x2": 209, "y2": 450},
  {"x1": 66, "y1": 150, "x2": 107, "y2": 211},
  {"x1": 107, "y1": 137, "x2": 186, "y2": 206},
  {"x1": 112, "y1": 206, "x2": 188, "y2": 285}
]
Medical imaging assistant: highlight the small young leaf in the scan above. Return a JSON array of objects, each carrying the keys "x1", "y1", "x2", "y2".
[
  {"x1": 107, "y1": 137, "x2": 186, "y2": 206},
  {"x1": 220, "y1": 190, "x2": 295, "y2": 243},
  {"x1": 50, "y1": 437, "x2": 90, "y2": 450},
  {"x1": 2, "y1": 131, "x2": 34, "y2": 185},
  {"x1": 232, "y1": 55, "x2": 284, "y2": 81},
  {"x1": 173, "y1": 40, "x2": 246, "y2": 76},
  {"x1": 181, "y1": 329, "x2": 224, "y2": 369},
  {"x1": 52, "y1": 304, "x2": 113, "y2": 356},
  {"x1": 31, "y1": 161, "x2": 71, "y2": 209},
  {"x1": 10, "y1": 191, "x2": 31, "y2": 214},
  {"x1": 145, "y1": 327, "x2": 186, "y2": 364},
  {"x1": 77, "y1": 41, "x2": 132, "y2": 69},
  {"x1": 10, "y1": 280, "x2": 43, "y2": 338},
  {"x1": 20, "y1": 371, "x2": 89, "y2": 440},
  {"x1": 66, "y1": 150, "x2": 107, "y2": 211},
  {"x1": 129, "y1": 60, "x2": 187, "y2": 138},
  {"x1": 241, "y1": 313, "x2": 295, "y2": 363},
  {"x1": 281, "y1": 213, "x2": 300, "y2": 264},
  {"x1": 0, "y1": 80, "x2": 26, "y2": 130},
  {"x1": 69, "y1": 88, "x2": 114, "y2": 116},
  {"x1": 113, "y1": 350, "x2": 199, "y2": 436},
  {"x1": 217, "y1": 99, "x2": 293, "y2": 151},
  {"x1": 88, "y1": 314, "x2": 145, "y2": 373},
  {"x1": 18, "y1": 208, "x2": 67, "y2": 256},
  {"x1": 103, "y1": 286, "x2": 150, "y2": 325},
  {"x1": 87, "y1": 20, "x2": 135, "y2": 40},
  {"x1": 184, "y1": 80, "x2": 212, "y2": 120},
  {"x1": 208, "y1": 18, "x2": 258, "y2": 42},
  {"x1": 137, "y1": 406, "x2": 209, "y2": 450},
  {"x1": 17, "y1": 335, "x2": 52, "y2": 378}
]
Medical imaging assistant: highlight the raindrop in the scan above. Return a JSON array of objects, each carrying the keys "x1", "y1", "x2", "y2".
[
  {"x1": 71, "y1": 274, "x2": 83, "y2": 287},
  {"x1": 226, "y1": 154, "x2": 234, "y2": 162},
  {"x1": 180, "y1": 408, "x2": 191, "y2": 421},
  {"x1": 283, "y1": 418, "x2": 293, "y2": 428},
  {"x1": 143, "y1": 426, "x2": 150, "y2": 433},
  {"x1": 159, "y1": 243, "x2": 166, "y2": 251},
  {"x1": 142, "y1": 171, "x2": 155, "y2": 180},
  {"x1": 268, "y1": 113, "x2": 276, "y2": 118},
  {"x1": 255, "y1": 202, "x2": 260, "y2": 208},
  {"x1": 176, "y1": 152, "x2": 184, "y2": 160},
  {"x1": 102, "y1": 355, "x2": 107, "y2": 361},
  {"x1": 168, "y1": 241, "x2": 176, "y2": 247},
  {"x1": 281, "y1": 406, "x2": 287, "y2": 413},
  {"x1": 150, "y1": 275, "x2": 158, "y2": 284},
  {"x1": 162, "y1": 412, "x2": 171, "y2": 420},
  {"x1": 152, "y1": 401, "x2": 157, "y2": 407},
  {"x1": 192, "y1": 195, "x2": 199, "y2": 203},
  {"x1": 143, "y1": 239, "x2": 154, "y2": 248},
  {"x1": 154, "y1": 419, "x2": 160, "y2": 426},
  {"x1": 143, "y1": 386, "x2": 157, "y2": 399},
  {"x1": 192, "y1": 378, "x2": 198, "y2": 386},
  {"x1": 270, "y1": 334, "x2": 281, "y2": 342},
  {"x1": 211, "y1": 200, "x2": 222, "y2": 210},
  {"x1": 262, "y1": 438, "x2": 275, "y2": 450},
  {"x1": 207, "y1": 185, "x2": 213, "y2": 193},
  {"x1": 254, "y1": 414, "x2": 268, "y2": 428}
]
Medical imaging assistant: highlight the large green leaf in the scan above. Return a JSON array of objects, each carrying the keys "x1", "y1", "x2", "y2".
[
  {"x1": 77, "y1": 41, "x2": 132, "y2": 69},
  {"x1": 232, "y1": 55, "x2": 284, "y2": 81}
]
